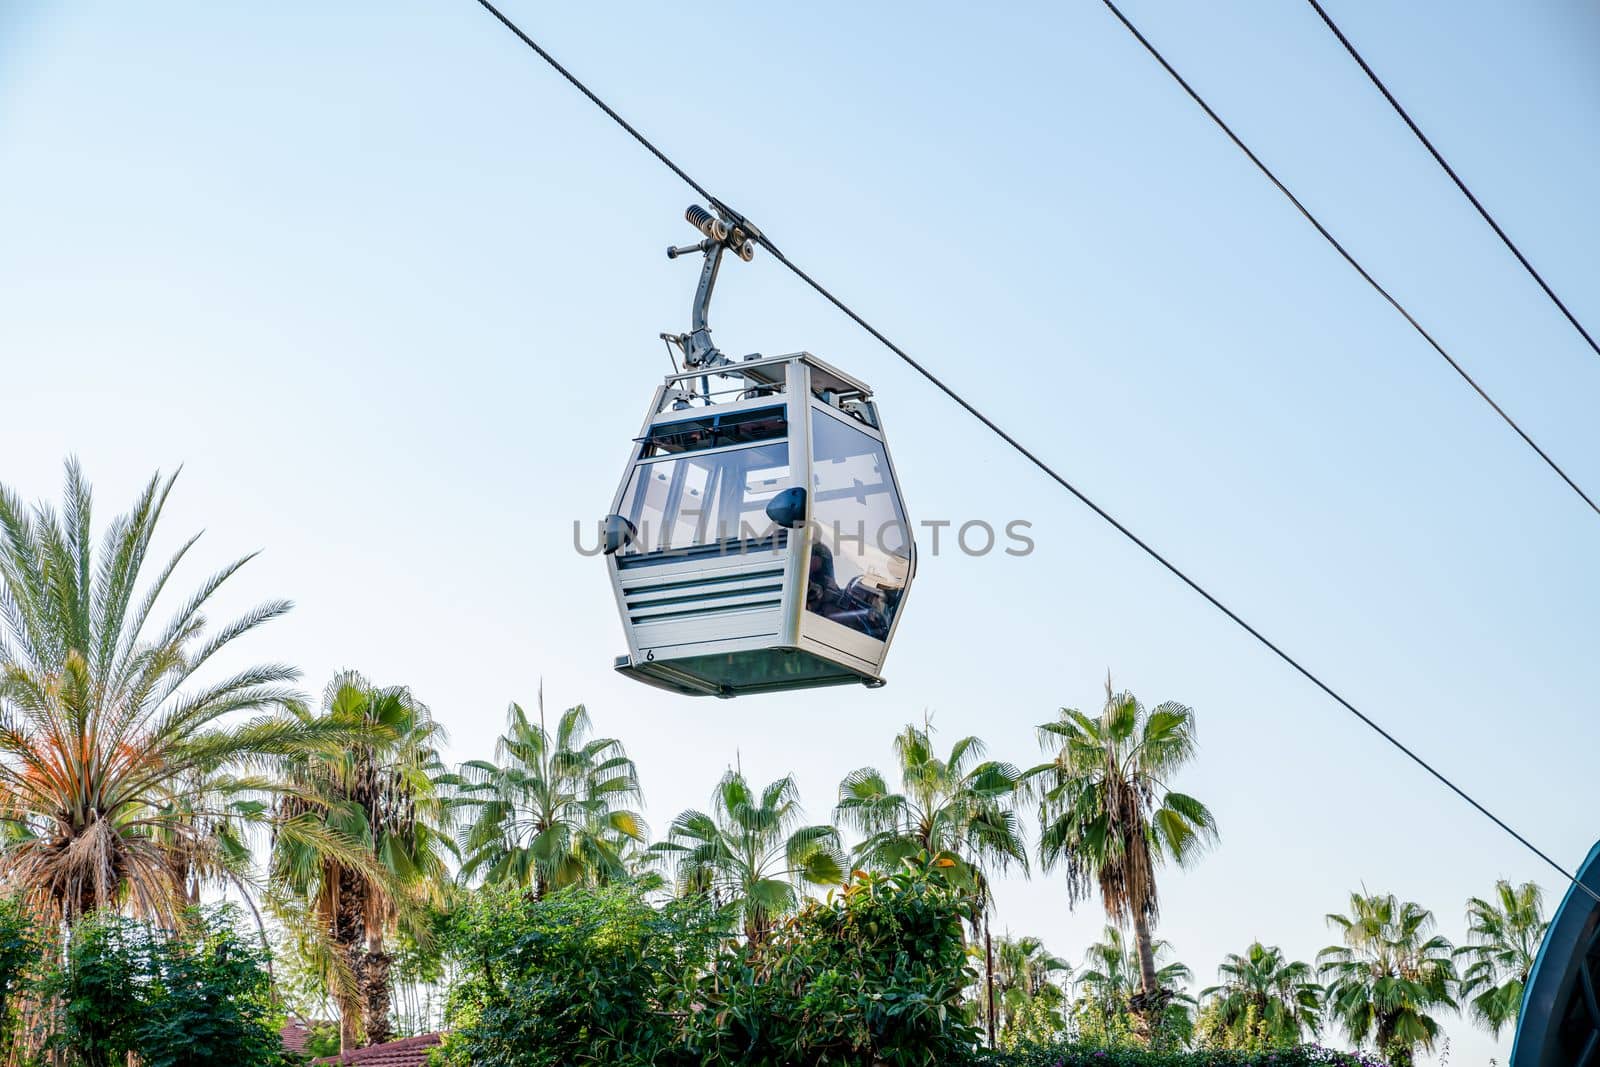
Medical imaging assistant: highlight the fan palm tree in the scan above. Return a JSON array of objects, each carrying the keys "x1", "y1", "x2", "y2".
[
  {"x1": 1198, "y1": 941, "x2": 1322, "y2": 1048},
  {"x1": 1077, "y1": 924, "x2": 1195, "y2": 1045},
  {"x1": 0, "y1": 462, "x2": 309, "y2": 923},
  {"x1": 451, "y1": 693, "x2": 644, "y2": 898},
  {"x1": 1456, "y1": 879, "x2": 1546, "y2": 1037},
  {"x1": 271, "y1": 672, "x2": 454, "y2": 1050},
  {"x1": 1027, "y1": 676, "x2": 1217, "y2": 1035},
  {"x1": 1318, "y1": 891, "x2": 1458, "y2": 1067},
  {"x1": 836, "y1": 719, "x2": 1028, "y2": 890},
  {"x1": 652, "y1": 768, "x2": 843, "y2": 943},
  {"x1": 993, "y1": 934, "x2": 1071, "y2": 1032}
]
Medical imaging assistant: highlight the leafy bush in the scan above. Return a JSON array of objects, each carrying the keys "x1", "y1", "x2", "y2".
[
  {"x1": 686, "y1": 865, "x2": 980, "y2": 1066},
  {"x1": 434, "y1": 883, "x2": 724, "y2": 1067},
  {"x1": 968, "y1": 1044, "x2": 1391, "y2": 1067},
  {"x1": 46, "y1": 907, "x2": 286, "y2": 1067},
  {"x1": 436, "y1": 864, "x2": 980, "y2": 1067},
  {"x1": 48, "y1": 914, "x2": 143, "y2": 1067}
]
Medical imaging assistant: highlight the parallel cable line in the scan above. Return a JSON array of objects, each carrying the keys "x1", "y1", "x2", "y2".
[
  {"x1": 1097, "y1": 0, "x2": 1599, "y2": 521},
  {"x1": 1305, "y1": 0, "x2": 1600, "y2": 363}
]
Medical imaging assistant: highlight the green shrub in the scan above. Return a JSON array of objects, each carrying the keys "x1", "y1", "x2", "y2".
[
  {"x1": 685, "y1": 864, "x2": 981, "y2": 1067},
  {"x1": 46, "y1": 907, "x2": 286, "y2": 1067},
  {"x1": 434, "y1": 883, "x2": 724, "y2": 1067},
  {"x1": 436, "y1": 865, "x2": 980, "y2": 1067},
  {"x1": 48, "y1": 913, "x2": 144, "y2": 1067}
]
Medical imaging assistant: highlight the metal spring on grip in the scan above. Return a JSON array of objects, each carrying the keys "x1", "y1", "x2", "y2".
[{"x1": 685, "y1": 204, "x2": 729, "y2": 242}]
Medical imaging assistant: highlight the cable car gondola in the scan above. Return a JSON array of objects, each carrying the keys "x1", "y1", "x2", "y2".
[{"x1": 600, "y1": 205, "x2": 915, "y2": 698}]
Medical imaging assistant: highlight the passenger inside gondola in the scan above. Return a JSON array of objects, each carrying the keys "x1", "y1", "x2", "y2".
[{"x1": 807, "y1": 543, "x2": 890, "y2": 639}]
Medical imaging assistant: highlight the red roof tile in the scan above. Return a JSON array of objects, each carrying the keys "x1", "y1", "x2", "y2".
[
  {"x1": 281, "y1": 1018, "x2": 332, "y2": 1055},
  {"x1": 312, "y1": 1032, "x2": 442, "y2": 1067}
]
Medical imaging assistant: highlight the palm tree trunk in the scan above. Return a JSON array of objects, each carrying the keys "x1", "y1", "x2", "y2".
[
  {"x1": 333, "y1": 868, "x2": 367, "y2": 1052},
  {"x1": 1128, "y1": 908, "x2": 1167, "y2": 1042},
  {"x1": 360, "y1": 931, "x2": 394, "y2": 1047},
  {"x1": 1130, "y1": 908, "x2": 1159, "y2": 997},
  {"x1": 984, "y1": 917, "x2": 997, "y2": 1048}
]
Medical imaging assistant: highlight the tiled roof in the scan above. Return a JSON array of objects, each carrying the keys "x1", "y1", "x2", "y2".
[
  {"x1": 312, "y1": 1032, "x2": 443, "y2": 1067},
  {"x1": 281, "y1": 1018, "x2": 332, "y2": 1055}
]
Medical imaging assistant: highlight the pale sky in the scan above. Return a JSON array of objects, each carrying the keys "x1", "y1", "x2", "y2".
[{"x1": 3, "y1": 2, "x2": 1598, "y2": 1062}]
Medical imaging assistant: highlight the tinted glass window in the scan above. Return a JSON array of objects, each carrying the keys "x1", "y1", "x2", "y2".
[
  {"x1": 806, "y1": 408, "x2": 910, "y2": 640},
  {"x1": 621, "y1": 442, "x2": 791, "y2": 554},
  {"x1": 643, "y1": 406, "x2": 786, "y2": 457}
]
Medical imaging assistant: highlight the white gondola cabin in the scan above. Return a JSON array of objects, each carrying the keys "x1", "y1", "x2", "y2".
[{"x1": 602, "y1": 351, "x2": 914, "y2": 696}]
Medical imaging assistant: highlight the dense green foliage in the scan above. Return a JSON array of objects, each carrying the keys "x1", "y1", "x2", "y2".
[
  {"x1": 46, "y1": 908, "x2": 285, "y2": 1067},
  {"x1": 434, "y1": 882, "x2": 724, "y2": 1066},
  {"x1": 436, "y1": 864, "x2": 979, "y2": 1067},
  {"x1": 695, "y1": 864, "x2": 981, "y2": 1066}
]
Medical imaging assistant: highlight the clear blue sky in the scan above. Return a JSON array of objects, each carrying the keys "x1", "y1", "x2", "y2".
[{"x1": 3, "y1": 2, "x2": 1597, "y2": 1061}]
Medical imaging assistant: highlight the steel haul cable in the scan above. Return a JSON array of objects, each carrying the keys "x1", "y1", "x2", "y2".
[
  {"x1": 467, "y1": 0, "x2": 1599, "y2": 902},
  {"x1": 1305, "y1": 0, "x2": 1600, "y2": 365}
]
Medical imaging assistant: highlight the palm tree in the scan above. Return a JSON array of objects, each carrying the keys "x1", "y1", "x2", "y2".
[
  {"x1": 1027, "y1": 676, "x2": 1217, "y2": 1035},
  {"x1": 837, "y1": 720, "x2": 1031, "y2": 1045},
  {"x1": 652, "y1": 768, "x2": 843, "y2": 943},
  {"x1": 0, "y1": 462, "x2": 307, "y2": 923},
  {"x1": 271, "y1": 672, "x2": 454, "y2": 1050},
  {"x1": 451, "y1": 694, "x2": 644, "y2": 899},
  {"x1": 1077, "y1": 924, "x2": 1195, "y2": 1046},
  {"x1": 1457, "y1": 879, "x2": 1546, "y2": 1037},
  {"x1": 836, "y1": 720, "x2": 1029, "y2": 889},
  {"x1": 993, "y1": 934, "x2": 1071, "y2": 1033},
  {"x1": 1198, "y1": 941, "x2": 1322, "y2": 1049},
  {"x1": 1318, "y1": 891, "x2": 1458, "y2": 1067}
]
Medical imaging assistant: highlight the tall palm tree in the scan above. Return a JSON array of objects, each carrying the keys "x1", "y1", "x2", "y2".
[
  {"x1": 0, "y1": 462, "x2": 307, "y2": 923},
  {"x1": 271, "y1": 672, "x2": 454, "y2": 1051},
  {"x1": 1077, "y1": 924, "x2": 1195, "y2": 1045},
  {"x1": 652, "y1": 768, "x2": 843, "y2": 943},
  {"x1": 1198, "y1": 941, "x2": 1322, "y2": 1048},
  {"x1": 1027, "y1": 677, "x2": 1217, "y2": 1034},
  {"x1": 835, "y1": 720, "x2": 1029, "y2": 891},
  {"x1": 1456, "y1": 879, "x2": 1546, "y2": 1037},
  {"x1": 451, "y1": 693, "x2": 644, "y2": 898},
  {"x1": 1318, "y1": 891, "x2": 1458, "y2": 1067}
]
